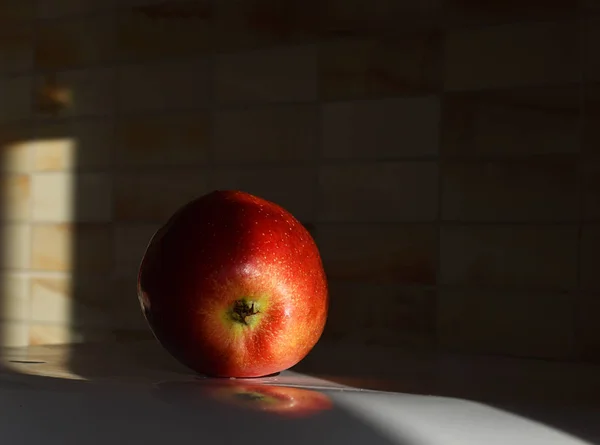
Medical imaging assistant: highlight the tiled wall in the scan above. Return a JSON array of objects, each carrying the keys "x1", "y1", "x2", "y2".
[{"x1": 0, "y1": 0, "x2": 598, "y2": 363}]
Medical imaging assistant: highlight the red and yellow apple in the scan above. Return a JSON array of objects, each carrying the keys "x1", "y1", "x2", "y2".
[{"x1": 137, "y1": 190, "x2": 328, "y2": 378}]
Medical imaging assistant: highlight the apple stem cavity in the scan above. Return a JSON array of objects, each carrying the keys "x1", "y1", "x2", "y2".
[{"x1": 231, "y1": 300, "x2": 260, "y2": 326}]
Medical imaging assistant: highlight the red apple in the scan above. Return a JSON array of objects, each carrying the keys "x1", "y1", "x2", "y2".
[{"x1": 137, "y1": 190, "x2": 328, "y2": 378}]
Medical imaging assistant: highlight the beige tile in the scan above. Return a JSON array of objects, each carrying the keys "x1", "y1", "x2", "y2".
[
  {"x1": 315, "y1": 224, "x2": 436, "y2": 284},
  {"x1": 1, "y1": 224, "x2": 31, "y2": 269},
  {"x1": 214, "y1": 105, "x2": 317, "y2": 163},
  {"x1": 112, "y1": 277, "x2": 149, "y2": 330},
  {"x1": 211, "y1": 166, "x2": 315, "y2": 222},
  {"x1": 576, "y1": 294, "x2": 600, "y2": 362},
  {"x1": 33, "y1": 119, "x2": 114, "y2": 171},
  {"x1": 319, "y1": 162, "x2": 438, "y2": 222},
  {"x1": 442, "y1": 88, "x2": 580, "y2": 156},
  {"x1": 438, "y1": 289, "x2": 574, "y2": 359},
  {"x1": 320, "y1": 0, "x2": 441, "y2": 37},
  {"x1": 323, "y1": 97, "x2": 440, "y2": 159},
  {"x1": 324, "y1": 281, "x2": 435, "y2": 347},
  {"x1": 36, "y1": 15, "x2": 116, "y2": 70},
  {"x1": 31, "y1": 224, "x2": 112, "y2": 273},
  {"x1": 0, "y1": 123, "x2": 33, "y2": 173},
  {"x1": 319, "y1": 34, "x2": 442, "y2": 100},
  {"x1": 0, "y1": 0, "x2": 34, "y2": 22},
  {"x1": 30, "y1": 274, "x2": 114, "y2": 328},
  {"x1": 0, "y1": 272, "x2": 29, "y2": 321},
  {"x1": 0, "y1": 22, "x2": 33, "y2": 73},
  {"x1": 117, "y1": 6, "x2": 212, "y2": 61},
  {"x1": 442, "y1": 159, "x2": 579, "y2": 222},
  {"x1": 28, "y1": 324, "x2": 117, "y2": 346},
  {"x1": 0, "y1": 76, "x2": 32, "y2": 122},
  {"x1": 584, "y1": 85, "x2": 600, "y2": 154},
  {"x1": 444, "y1": 21, "x2": 578, "y2": 90},
  {"x1": 0, "y1": 321, "x2": 29, "y2": 347},
  {"x1": 586, "y1": 18, "x2": 600, "y2": 82},
  {"x1": 583, "y1": 161, "x2": 600, "y2": 221},
  {"x1": 114, "y1": 224, "x2": 160, "y2": 279},
  {"x1": 32, "y1": 173, "x2": 112, "y2": 222},
  {"x1": 213, "y1": 0, "x2": 320, "y2": 52},
  {"x1": 583, "y1": 0, "x2": 600, "y2": 10},
  {"x1": 2, "y1": 174, "x2": 31, "y2": 221},
  {"x1": 114, "y1": 173, "x2": 210, "y2": 222},
  {"x1": 443, "y1": 0, "x2": 577, "y2": 27},
  {"x1": 580, "y1": 225, "x2": 600, "y2": 292},
  {"x1": 116, "y1": 113, "x2": 209, "y2": 167},
  {"x1": 215, "y1": 45, "x2": 317, "y2": 104},
  {"x1": 119, "y1": 60, "x2": 210, "y2": 112},
  {"x1": 440, "y1": 225, "x2": 578, "y2": 290},
  {"x1": 35, "y1": 69, "x2": 116, "y2": 118},
  {"x1": 36, "y1": 0, "x2": 115, "y2": 18}
]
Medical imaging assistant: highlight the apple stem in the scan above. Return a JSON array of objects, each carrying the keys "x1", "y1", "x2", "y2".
[{"x1": 232, "y1": 300, "x2": 260, "y2": 325}]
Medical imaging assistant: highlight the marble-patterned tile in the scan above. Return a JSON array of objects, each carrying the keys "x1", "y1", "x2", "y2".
[
  {"x1": 112, "y1": 277, "x2": 151, "y2": 330},
  {"x1": 315, "y1": 224, "x2": 436, "y2": 284},
  {"x1": 443, "y1": 0, "x2": 577, "y2": 27},
  {"x1": 0, "y1": 224, "x2": 31, "y2": 269},
  {"x1": 28, "y1": 324, "x2": 116, "y2": 346},
  {"x1": 116, "y1": 113, "x2": 209, "y2": 167},
  {"x1": 31, "y1": 223, "x2": 112, "y2": 273},
  {"x1": 580, "y1": 225, "x2": 600, "y2": 292},
  {"x1": 30, "y1": 274, "x2": 114, "y2": 328},
  {"x1": 586, "y1": 18, "x2": 600, "y2": 83},
  {"x1": 582, "y1": 0, "x2": 600, "y2": 11},
  {"x1": 583, "y1": 84, "x2": 600, "y2": 155},
  {"x1": 0, "y1": 0, "x2": 34, "y2": 22},
  {"x1": 319, "y1": 34, "x2": 442, "y2": 100},
  {"x1": 0, "y1": 272, "x2": 29, "y2": 321},
  {"x1": 0, "y1": 123, "x2": 33, "y2": 172},
  {"x1": 320, "y1": 0, "x2": 441, "y2": 37},
  {"x1": 36, "y1": 0, "x2": 115, "y2": 18},
  {"x1": 114, "y1": 224, "x2": 160, "y2": 279},
  {"x1": 114, "y1": 173, "x2": 210, "y2": 222},
  {"x1": 35, "y1": 69, "x2": 116, "y2": 118},
  {"x1": 2, "y1": 174, "x2": 31, "y2": 221},
  {"x1": 214, "y1": 105, "x2": 317, "y2": 163},
  {"x1": 215, "y1": 45, "x2": 317, "y2": 104},
  {"x1": 32, "y1": 173, "x2": 112, "y2": 222},
  {"x1": 323, "y1": 97, "x2": 440, "y2": 158},
  {"x1": 440, "y1": 225, "x2": 578, "y2": 290},
  {"x1": 0, "y1": 76, "x2": 32, "y2": 123},
  {"x1": 442, "y1": 159, "x2": 579, "y2": 222},
  {"x1": 211, "y1": 167, "x2": 315, "y2": 222},
  {"x1": 438, "y1": 289, "x2": 575, "y2": 359},
  {"x1": 212, "y1": 0, "x2": 320, "y2": 52},
  {"x1": 576, "y1": 294, "x2": 600, "y2": 363},
  {"x1": 117, "y1": 4, "x2": 212, "y2": 61},
  {"x1": 583, "y1": 161, "x2": 600, "y2": 221},
  {"x1": 36, "y1": 15, "x2": 115, "y2": 70},
  {"x1": 319, "y1": 162, "x2": 438, "y2": 222},
  {"x1": 33, "y1": 119, "x2": 114, "y2": 171},
  {"x1": 324, "y1": 281, "x2": 436, "y2": 348},
  {"x1": 444, "y1": 21, "x2": 578, "y2": 90},
  {"x1": 118, "y1": 60, "x2": 210, "y2": 112},
  {"x1": 442, "y1": 87, "x2": 580, "y2": 156},
  {"x1": 0, "y1": 22, "x2": 33, "y2": 73},
  {"x1": 0, "y1": 321, "x2": 29, "y2": 347}
]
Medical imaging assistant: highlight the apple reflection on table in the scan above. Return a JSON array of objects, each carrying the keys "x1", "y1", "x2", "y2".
[{"x1": 153, "y1": 380, "x2": 333, "y2": 418}]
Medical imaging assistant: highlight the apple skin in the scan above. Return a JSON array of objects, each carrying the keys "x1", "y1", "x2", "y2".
[{"x1": 137, "y1": 190, "x2": 328, "y2": 378}]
